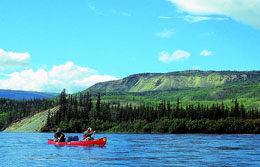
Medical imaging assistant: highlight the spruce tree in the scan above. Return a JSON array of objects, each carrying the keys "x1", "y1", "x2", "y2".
[{"x1": 96, "y1": 93, "x2": 101, "y2": 115}]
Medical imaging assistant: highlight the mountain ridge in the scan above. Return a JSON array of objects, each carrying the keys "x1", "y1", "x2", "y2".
[
  {"x1": 0, "y1": 89, "x2": 58, "y2": 100},
  {"x1": 87, "y1": 70, "x2": 260, "y2": 92}
]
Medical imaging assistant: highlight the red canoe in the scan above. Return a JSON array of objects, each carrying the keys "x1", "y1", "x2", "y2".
[{"x1": 47, "y1": 137, "x2": 107, "y2": 146}]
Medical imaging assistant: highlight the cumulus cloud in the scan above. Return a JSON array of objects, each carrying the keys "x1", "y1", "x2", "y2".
[
  {"x1": 169, "y1": 0, "x2": 260, "y2": 29},
  {"x1": 184, "y1": 15, "x2": 228, "y2": 23},
  {"x1": 159, "y1": 50, "x2": 190, "y2": 63},
  {"x1": 0, "y1": 61, "x2": 118, "y2": 93},
  {"x1": 0, "y1": 49, "x2": 30, "y2": 70},
  {"x1": 156, "y1": 29, "x2": 175, "y2": 38},
  {"x1": 200, "y1": 50, "x2": 212, "y2": 56}
]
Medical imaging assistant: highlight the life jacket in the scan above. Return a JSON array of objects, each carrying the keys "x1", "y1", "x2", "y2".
[
  {"x1": 83, "y1": 130, "x2": 92, "y2": 139},
  {"x1": 83, "y1": 132, "x2": 87, "y2": 139}
]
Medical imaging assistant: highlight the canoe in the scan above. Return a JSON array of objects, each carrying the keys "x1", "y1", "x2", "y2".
[{"x1": 47, "y1": 137, "x2": 107, "y2": 146}]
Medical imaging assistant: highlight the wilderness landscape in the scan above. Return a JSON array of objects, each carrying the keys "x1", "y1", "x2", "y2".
[
  {"x1": 1, "y1": 0, "x2": 260, "y2": 166},
  {"x1": 2, "y1": 70, "x2": 260, "y2": 134}
]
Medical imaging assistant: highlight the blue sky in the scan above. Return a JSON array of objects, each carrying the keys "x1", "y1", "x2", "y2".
[{"x1": 0, "y1": 0, "x2": 260, "y2": 93}]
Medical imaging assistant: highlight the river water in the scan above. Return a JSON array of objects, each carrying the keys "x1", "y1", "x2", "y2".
[{"x1": 0, "y1": 132, "x2": 259, "y2": 166}]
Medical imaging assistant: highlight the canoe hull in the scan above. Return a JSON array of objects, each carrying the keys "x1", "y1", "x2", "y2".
[{"x1": 48, "y1": 137, "x2": 107, "y2": 146}]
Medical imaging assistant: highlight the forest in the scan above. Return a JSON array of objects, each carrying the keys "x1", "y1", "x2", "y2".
[
  {"x1": 0, "y1": 98, "x2": 56, "y2": 130},
  {"x1": 41, "y1": 89, "x2": 260, "y2": 134}
]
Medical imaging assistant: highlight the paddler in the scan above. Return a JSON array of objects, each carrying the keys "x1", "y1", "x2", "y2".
[
  {"x1": 54, "y1": 128, "x2": 66, "y2": 142},
  {"x1": 83, "y1": 127, "x2": 96, "y2": 141}
]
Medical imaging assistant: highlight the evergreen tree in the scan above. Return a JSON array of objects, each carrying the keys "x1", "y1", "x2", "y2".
[
  {"x1": 79, "y1": 93, "x2": 83, "y2": 106},
  {"x1": 233, "y1": 99, "x2": 239, "y2": 118},
  {"x1": 241, "y1": 104, "x2": 246, "y2": 119},
  {"x1": 96, "y1": 93, "x2": 101, "y2": 115},
  {"x1": 59, "y1": 88, "x2": 67, "y2": 122},
  {"x1": 176, "y1": 97, "x2": 180, "y2": 118}
]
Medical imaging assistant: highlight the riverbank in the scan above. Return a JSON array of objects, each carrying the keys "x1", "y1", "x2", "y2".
[{"x1": 40, "y1": 118, "x2": 260, "y2": 134}]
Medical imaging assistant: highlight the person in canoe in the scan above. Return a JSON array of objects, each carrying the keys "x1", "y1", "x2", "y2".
[
  {"x1": 83, "y1": 127, "x2": 96, "y2": 141},
  {"x1": 54, "y1": 128, "x2": 66, "y2": 142}
]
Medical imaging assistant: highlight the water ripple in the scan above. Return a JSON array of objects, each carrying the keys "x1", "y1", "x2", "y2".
[{"x1": 0, "y1": 133, "x2": 260, "y2": 166}]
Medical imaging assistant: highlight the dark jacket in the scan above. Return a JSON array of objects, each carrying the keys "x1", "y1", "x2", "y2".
[{"x1": 54, "y1": 131, "x2": 65, "y2": 142}]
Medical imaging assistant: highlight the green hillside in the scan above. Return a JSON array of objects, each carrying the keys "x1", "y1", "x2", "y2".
[
  {"x1": 86, "y1": 70, "x2": 260, "y2": 109},
  {"x1": 88, "y1": 70, "x2": 260, "y2": 92},
  {"x1": 4, "y1": 107, "x2": 58, "y2": 132}
]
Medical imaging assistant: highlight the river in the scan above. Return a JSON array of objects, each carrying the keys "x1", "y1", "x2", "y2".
[{"x1": 0, "y1": 132, "x2": 259, "y2": 166}]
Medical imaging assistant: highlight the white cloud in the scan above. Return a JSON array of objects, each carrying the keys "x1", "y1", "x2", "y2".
[
  {"x1": 112, "y1": 10, "x2": 131, "y2": 17},
  {"x1": 120, "y1": 12, "x2": 131, "y2": 17},
  {"x1": 158, "y1": 16, "x2": 172, "y2": 19},
  {"x1": 158, "y1": 51, "x2": 171, "y2": 63},
  {"x1": 169, "y1": 0, "x2": 260, "y2": 29},
  {"x1": 73, "y1": 75, "x2": 117, "y2": 87},
  {"x1": 89, "y1": 5, "x2": 131, "y2": 17},
  {"x1": 156, "y1": 29, "x2": 175, "y2": 38},
  {"x1": 0, "y1": 61, "x2": 118, "y2": 93},
  {"x1": 200, "y1": 50, "x2": 212, "y2": 56},
  {"x1": 184, "y1": 15, "x2": 210, "y2": 22},
  {"x1": 0, "y1": 49, "x2": 30, "y2": 70},
  {"x1": 88, "y1": 5, "x2": 96, "y2": 10},
  {"x1": 88, "y1": 5, "x2": 105, "y2": 16},
  {"x1": 215, "y1": 17, "x2": 230, "y2": 21},
  {"x1": 184, "y1": 15, "x2": 228, "y2": 23},
  {"x1": 159, "y1": 50, "x2": 190, "y2": 63}
]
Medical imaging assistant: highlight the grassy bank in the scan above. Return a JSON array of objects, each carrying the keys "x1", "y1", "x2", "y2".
[{"x1": 4, "y1": 107, "x2": 58, "y2": 132}]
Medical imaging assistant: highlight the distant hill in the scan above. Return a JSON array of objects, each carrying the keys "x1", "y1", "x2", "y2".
[
  {"x1": 88, "y1": 70, "x2": 260, "y2": 92},
  {"x1": 0, "y1": 89, "x2": 58, "y2": 100},
  {"x1": 85, "y1": 70, "x2": 260, "y2": 109}
]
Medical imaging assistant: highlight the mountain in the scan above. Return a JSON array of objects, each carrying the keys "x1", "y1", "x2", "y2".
[
  {"x1": 0, "y1": 89, "x2": 58, "y2": 100},
  {"x1": 88, "y1": 70, "x2": 260, "y2": 92}
]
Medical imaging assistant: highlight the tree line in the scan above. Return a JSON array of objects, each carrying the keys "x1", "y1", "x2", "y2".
[
  {"x1": 41, "y1": 89, "x2": 260, "y2": 134},
  {"x1": 0, "y1": 98, "x2": 56, "y2": 130}
]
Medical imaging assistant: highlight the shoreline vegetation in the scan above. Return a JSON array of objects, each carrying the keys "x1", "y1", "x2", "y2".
[
  {"x1": 1, "y1": 89, "x2": 260, "y2": 134},
  {"x1": 40, "y1": 89, "x2": 260, "y2": 134}
]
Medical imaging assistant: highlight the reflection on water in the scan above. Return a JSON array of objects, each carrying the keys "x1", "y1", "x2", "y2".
[{"x1": 0, "y1": 132, "x2": 260, "y2": 166}]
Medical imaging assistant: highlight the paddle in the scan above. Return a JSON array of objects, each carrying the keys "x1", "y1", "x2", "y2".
[
  {"x1": 93, "y1": 131, "x2": 96, "y2": 139},
  {"x1": 57, "y1": 134, "x2": 64, "y2": 142},
  {"x1": 87, "y1": 131, "x2": 96, "y2": 141}
]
